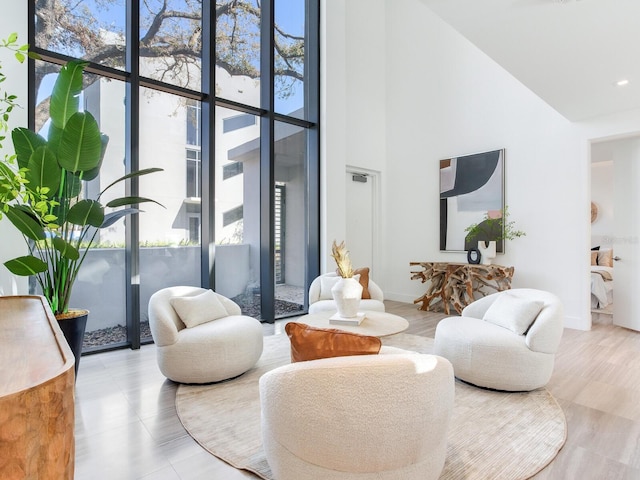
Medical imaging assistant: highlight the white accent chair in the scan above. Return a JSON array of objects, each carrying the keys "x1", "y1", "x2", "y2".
[
  {"x1": 308, "y1": 272, "x2": 385, "y2": 314},
  {"x1": 434, "y1": 288, "x2": 564, "y2": 391},
  {"x1": 148, "y1": 286, "x2": 263, "y2": 384},
  {"x1": 259, "y1": 350, "x2": 454, "y2": 480}
]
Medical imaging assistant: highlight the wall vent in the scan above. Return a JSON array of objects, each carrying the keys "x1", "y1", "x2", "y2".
[{"x1": 352, "y1": 174, "x2": 368, "y2": 183}]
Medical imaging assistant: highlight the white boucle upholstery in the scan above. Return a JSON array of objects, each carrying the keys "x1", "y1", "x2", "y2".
[
  {"x1": 434, "y1": 288, "x2": 564, "y2": 391},
  {"x1": 148, "y1": 286, "x2": 263, "y2": 384},
  {"x1": 259, "y1": 350, "x2": 454, "y2": 480},
  {"x1": 482, "y1": 293, "x2": 543, "y2": 335},
  {"x1": 170, "y1": 289, "x2": 230, "y2": 328},
  {"x1": 308, "y1": 272, "x2": 385, "y2": 314}
]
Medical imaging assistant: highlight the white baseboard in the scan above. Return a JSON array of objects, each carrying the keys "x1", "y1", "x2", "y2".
[
  {"x1": 563, "y1": 314, "x2": 591, "y2": 331},
  {"x1": 384, "y1": 292, "x2": 417, "y2": 304}
]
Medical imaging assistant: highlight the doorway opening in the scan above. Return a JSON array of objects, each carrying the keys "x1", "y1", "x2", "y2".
[
  {"x1": 345, "y1": 168, "x2": 381, "y2": 277},
  {"x1": 589, "y1": 135, "x2": 640, "y2": 332}
]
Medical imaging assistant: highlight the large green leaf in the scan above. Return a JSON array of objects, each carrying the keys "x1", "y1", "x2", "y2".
[
  {"x1": 52, "y1": 236, "x2": 80, "y2": 260},
  {"x1": 26, "y1": 145, "x2": 61, "y2": 193},
  {"x1": 4, "y1": 255, "x2": 48, "y2": 276},
  {"x1": 101, "y1": 208, "x2": 138, "y2": 228},
  {"x1": 106, "y1": 196, "x2": 165, "y2": 208},
  {"x1": 64, "y1": 171, "x2": 83, "y2": 198},
  {"x1": 100, "y1": 167, "x2": 164, "y2": 195},
  {"x1": 57, "y1": 112, "x2": 102, "y2": 173},
  {"x1": 50, "y1": 60, "x2": 86, "y2": 130},
  {"x1": 67, "y1": 199, "x2": 104, "y2": 227},
  {"x1": 81, "y1": 133, "x2": 109, "y2": 181},
  {"x1": 11, "y1": 128, "x2": 47, "y2": 169},
  {"x1": 47, "y1": 123, "x2": 64, "y2": 156},
  {"x1": 5, "y1": 205, "x2": 45, "y2": 240}
]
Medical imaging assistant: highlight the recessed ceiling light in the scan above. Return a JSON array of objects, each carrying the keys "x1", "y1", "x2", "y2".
[{"x1": 616, "y1": 79, "x2": 630, "y2": 87}]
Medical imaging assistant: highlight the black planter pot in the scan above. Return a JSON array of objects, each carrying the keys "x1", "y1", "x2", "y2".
[{"x1": 57, "y1": 310, "x2": 89, "y2": 379}]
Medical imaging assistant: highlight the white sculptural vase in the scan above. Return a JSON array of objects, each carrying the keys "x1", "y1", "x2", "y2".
[
  {"x1": 478, "y1": 241, "x2": 497, "y2": 265},
  {"x1": 331, "y1": 275, "x2": 363, "y2": 318}
]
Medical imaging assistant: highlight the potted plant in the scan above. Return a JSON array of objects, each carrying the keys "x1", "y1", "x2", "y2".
[
  {"x1": 330, "y1": 240, "x2": 363, "y2": 318},
  {"x1": 464, "y1": 206, "x2": 525, "y2": 264},
  {"x1": 0, "y1": 38, "x2": 163, "y2": 376}
]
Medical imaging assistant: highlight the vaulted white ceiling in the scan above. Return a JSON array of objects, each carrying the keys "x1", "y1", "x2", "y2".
[{"x1": 421, "y1": 0, "x2": 640, "y2": 122}]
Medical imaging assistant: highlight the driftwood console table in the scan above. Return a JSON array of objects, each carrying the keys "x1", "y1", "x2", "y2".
[{"x1": 410, "y1": 262, "x2": 514, "y2": 314}]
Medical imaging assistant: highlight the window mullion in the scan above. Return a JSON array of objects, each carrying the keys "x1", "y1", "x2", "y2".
[
  {"x1": 125, "y1": 0, "x2": 141, "y2": 349},
  {"x1": 201, "y1": 0, "x2": 216, "y2": 288},
  {"x1": 260, "y1": 0, "x2": 276, "y2": 323}
]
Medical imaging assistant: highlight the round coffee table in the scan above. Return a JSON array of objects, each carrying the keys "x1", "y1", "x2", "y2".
[{"x1": 297, "y1": 311, "x2": 409, "y2": 337}]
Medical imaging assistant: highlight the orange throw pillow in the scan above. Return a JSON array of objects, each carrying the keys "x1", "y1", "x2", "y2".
[
  {"x1": 353, "y1": 267, "x2": 372, "y2": 299},
  {"x1": 284, "y1": 322, "x2": 381, "y2": 362}
]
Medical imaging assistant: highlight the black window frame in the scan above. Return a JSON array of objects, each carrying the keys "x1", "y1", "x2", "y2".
[{"x1": 27, "y1": 0, "x2": 320, "y2": 350}]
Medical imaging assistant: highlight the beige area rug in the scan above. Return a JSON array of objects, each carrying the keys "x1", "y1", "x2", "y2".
[{"x1": 176, "y1": 333, "x2": 566, "y2": 480}]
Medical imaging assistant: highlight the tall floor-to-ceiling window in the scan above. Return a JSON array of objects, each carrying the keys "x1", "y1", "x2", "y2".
[{"x1": 29, "y1": 0, "x2": 319, "y2": 352}]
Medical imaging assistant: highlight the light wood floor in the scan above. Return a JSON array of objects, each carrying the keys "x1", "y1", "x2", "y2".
[{"x1": 74, "y1": 301, "x2": 640, "y2": 479}]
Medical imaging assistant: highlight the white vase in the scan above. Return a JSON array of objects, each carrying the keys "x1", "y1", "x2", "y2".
[
  {"x1": 331, "y1": 275, "x2": 363, "y2": 318},
  {"x1": 478, "y1": 241, "x2": 497, "y2": 265}
]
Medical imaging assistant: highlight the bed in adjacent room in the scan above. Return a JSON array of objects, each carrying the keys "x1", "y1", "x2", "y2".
[{"x1": 591, "y1": 248, "x2": 614, "y2": 310}]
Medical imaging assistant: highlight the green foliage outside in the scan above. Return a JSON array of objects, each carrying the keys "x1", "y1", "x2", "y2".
[{"x1": 0, "y1": 39, "x2": 164, "y2": 315}]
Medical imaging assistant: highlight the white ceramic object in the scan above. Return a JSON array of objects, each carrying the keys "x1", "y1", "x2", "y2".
[
  {"x1": 478, "y1": 240, "x2": 497, "y2": 265},
  {"x1": 331, "y1": 275, "x2": 363, "y2": 318}
]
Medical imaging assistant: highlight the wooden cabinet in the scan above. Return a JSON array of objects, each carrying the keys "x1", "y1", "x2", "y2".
[
  {"x1": 410, "y1": 262, "x2": 514, "y2": 314},
  {"x1": 0, "y1": 295, "x2": 75, "y2": 480}
]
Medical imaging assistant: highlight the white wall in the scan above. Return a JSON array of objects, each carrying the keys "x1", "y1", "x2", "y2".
[
  {"x1": 0, "y1": 5, "x2": 28, "y2": 296},
  {"x1": 382, "y1": 0, "x2": 588, "y2": 328},
  {"x1": 578, "y1": 108, "x2": 640, "y2": 141},
  {"x1": 321, "y1": 0, "x2": 387, "y2": 275},
  {"x1": 320, "y1": 0, "x2": 347, "y2": 271},
  {"x1": 323, "y1": 0, "x2": 594, "y2": 329}
]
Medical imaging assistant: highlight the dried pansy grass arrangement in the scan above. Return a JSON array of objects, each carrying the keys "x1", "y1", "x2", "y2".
[{"x1": 331, "y1": 240, "x2": 354, "y2": 278}]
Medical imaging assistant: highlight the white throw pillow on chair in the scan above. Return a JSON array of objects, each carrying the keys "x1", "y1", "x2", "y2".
[
  {"x1": 319, "y1": 276, "x2": 342, "y2": 300},
  {"x1": 482, "y1": 293, "x2": 543, "y2": 335},
  {"x1": 170, "y1": 289, "x2": 229, "y2": 328}
]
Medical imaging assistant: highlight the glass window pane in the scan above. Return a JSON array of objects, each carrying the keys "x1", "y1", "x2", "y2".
[
  {"x1": 35, "y1": 1, "x2": 126, "y2": 70},
  {"x1": 216, "y1": 0, "x2": 261, "y2": 108},
  {"x1": 274, "y1": 121, "x2": 306, "y2": 316},
  {"x1": 186, "y1": 148, "x2": 201, "y2": 197},
  {"x1": 215, "y1": 107, "x2": 261, "y2": 317},
  {"x1": 186, "y1": 100, "x2": 201, "y2": 145},
  {"x1": 33, "y1": 62, "x2": 128, "y2": 350},
  {"x1": 274, "y1": 0, "x2": 306, "y2": 119},
  {"x1": 223, "y1": 113, "x2": 257, "y2": 133},
  {"x1": 30, "y1": 0, "x2": 319, "y2": 338},
  {"x1": 139, "y1": 0, "x2": 202, "y2": 91},
  {"x1": 78, "y1": 78, "x2": 128, "y2": 349},
  {"x1": 139, "y1": 88, "x2": 202, "y2": 339}
]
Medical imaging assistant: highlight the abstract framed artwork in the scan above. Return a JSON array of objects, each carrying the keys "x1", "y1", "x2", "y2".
[{"x1": 439, "y1": 149, "x2": 505, "y2": 253}]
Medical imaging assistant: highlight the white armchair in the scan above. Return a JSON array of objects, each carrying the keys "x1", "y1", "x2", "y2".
[
  {"x1": 434, "y1": 288, "x2": 564, "y2": 391},
  {"x1": 259, "y1": 350, "x2": 454, "y2": 480},
  {"x1": 308, "y1": 272, "x2": 385, "y2": 314},
  {"x1": 148, "y1": 286, "x2": 263, "y2": 384}
]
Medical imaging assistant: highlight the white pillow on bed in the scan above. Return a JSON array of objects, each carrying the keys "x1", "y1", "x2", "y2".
[
  {"x1": 597, "y1": 248, "x2": 614, "y2": 267},
  {"x1": 483, "y1": 293, "x2": 544, "y2": 335}
]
